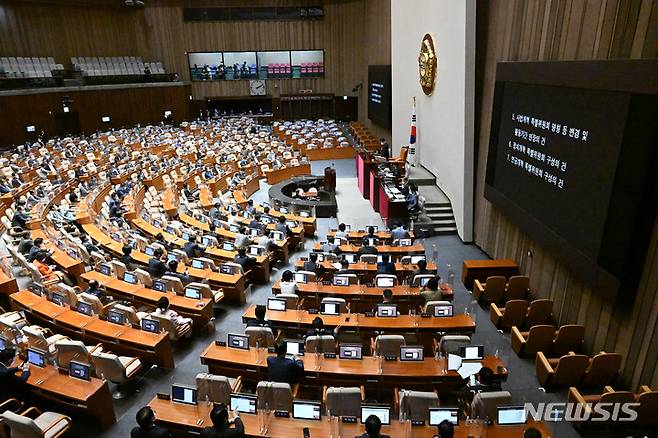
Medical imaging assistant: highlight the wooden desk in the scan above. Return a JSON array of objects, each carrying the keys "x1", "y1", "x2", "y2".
[
  {"x1": 327, "y1": 229, "x2": 416, "y2": 242},
  {"x1": 242, "y1": 305, "x2": 475, "y2": 334},
  {"x1": 254, "y1": 204, "x2": 316, "y2": 237},
  {"x1": 148, "y1": 396, "x2": 550, "y2": 437},
  {"x1": 461, "y1": 259, "x2": 519, "y2": 290},
  {"x1": 272, "y1": 280, "x2": 453, "y2": 311},
  {"x1": 0, "y1": 269, "x2": 19, "y2": 300},
  {"x1": 264, "y1": 163, "x2": 311, "y2": 185},
  {"x1": 14, "y1": 359, "x2": 116, "y2": 429},
  {"x1": 312, "y1": 242, "x2": 425, "y2": 257},
  {"x1": 305, "y1": 146, "x2": 355, "y2": 161},
  {"x1": 81, "y1": 271, "x2": 216, "y2": 328},
  {"x1": 294, "y1": 260, "x2": 438, "y2": 282},
  {"x1": 200, "y1": 344, "x2": 505, "y2": 390},
  {"x1": 83, "y1": 223, "x2": 247, "y2": 305},
  {"x1": 10, "y1": 290, "x2": 175, "y2": 368}
]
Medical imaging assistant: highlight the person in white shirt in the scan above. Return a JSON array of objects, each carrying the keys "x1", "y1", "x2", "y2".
[
  {"x1": 278, "y1": 270, "x2": 298, "y2": 295},
  {"x1": 154, "y1": 297, "x2": 192, "y2": 337},
  {"x1": 335, "y1": 223, "x2": 349, "y2": 239},
  {"x1": 234, "y1": 226, "x2": 252, "y2": 249}
]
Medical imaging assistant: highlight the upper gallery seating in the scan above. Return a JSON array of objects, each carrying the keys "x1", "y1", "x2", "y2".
[
  {"x1": 0, "y1": 57, "x2": 64, "y2": 79},
  {"x1": 71, "y1": 56, "x2": 165, "y2": 77}
]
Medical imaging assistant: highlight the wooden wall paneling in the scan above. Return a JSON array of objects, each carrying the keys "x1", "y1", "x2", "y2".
[{"x1": 474, "y1": 0, "x2": 658, "y2": 387}]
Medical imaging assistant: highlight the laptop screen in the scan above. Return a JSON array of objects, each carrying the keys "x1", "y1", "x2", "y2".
[
  {"x1": 376, "y1": 277, "x2": 394, "y2": 288},
  {"x1": 69, "y1": 361, "x2": 91, "y2": 381},
  {"x1": 332, "y1": 276, "x2": 349, "y2": 286},
  {"x1": 299, "y1": 211, "x2": 310, "y2": 218},
  {"x1": 343, "y1": 254, "x2": 357, "y2": 264},
  {"x1": 152, "y1": 280, "x2": 167, "y2": 292},
  {"x1": 222, "y1": 242, "x2": 235, "y2": 251},
  {"x1": 497, "y1": 407, "x2": 527, "y2": 425},
  {"x1": 99, "y1": 264, "x2": 112, "y2": 276},
  {"x1": 202, "y1": 237, "x2": 214, "y2": 247},
  {"x1": 339, "y1": 344, "x2": 362, "y2": 360},
  {"x1": 172, "y1": 385, "x2": 198, "y2": 405},
  {"x1": 230, "y1": 394, "x2": 257, "y2": 414},
  {"x1": 51, "y1": 292, "x2": 65, "y2": 306},
  {"x1": 398, "y1": 238, "x2": 412, "y2": 246},
  {"x1": 292, "y1": 401, "x2": 321, "y2": 420},
  {"x1": 411, "y1": 255, "x2": 426, "y2": 264},
  {"x1": 460, "y1": 345, "x2": 484, "y2": 360},
  {"x1": 184, "y1": 287, "x2": 201, "y2": 300},
  {"x1": 361, "y1": 405, "x2": 390, "y2": 425},
  {"x1": 76, "y1": 302, "x2": 93, "y2": 316},
  {"x1": 107, "y1": 310, "x2": 125, "y2": 325},
  {"x1": 293, "y1": 273, "x2": 307, "y2": 284},
  {"x1": 267, "y1": 298, "x2": 286, "y2": 311},
  {"x1": 249, "y1": 246, "x2": 260, "y2": 256},
  {"x1": 227, "y1": 333, "x2": 249, "y2": 350},
  {"x1": 400, "y1": 346, "x2": 424, "y2": 362},
  {"x1": 376, "y1": 304, "x2": 397, "y2": 317},
  {"x1": 320, "y1": 302, "x2": 340, "y2": 315},
  {"x1": 285, "y1": 339, "x2": 305, "y2": 356},
  {"x1": 141, "y1": 319, "x2": 160, "y2": 333},
  {"x1": 279, "y1": 207, "x2": 289, "y2": 214},
  {"x1": 419, "y1": 276, "x2": 432, "y2": 287},
  {"x1": 434, "y1": 305, "x2": 454, "y2": 317},
  {"x1": 144, "y1": 246, "x2": 155, "y2": 256},
  {"x1": 192, "y1": 259, "x2": 205, "y2": 269},
  {"x1": 123, "y1": 271, "x2": 138, "y2": 284},
  {"x1": 27, "y1": 348, "x2": 46, "y2": 367},
  {"x1": 429, "y1": 408, "x2": 459, "y2": 426},
  {"x1": 220, "y1": 264, "x2": 233, "y2": 274}
]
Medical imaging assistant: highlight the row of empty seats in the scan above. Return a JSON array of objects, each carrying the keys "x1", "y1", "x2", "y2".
[
  {"x1": 0, "y1": 57, "x2": 64, "y2": 79},
  {"x1": 71, "y1": 56, "x2": 165, "y2": 77}
]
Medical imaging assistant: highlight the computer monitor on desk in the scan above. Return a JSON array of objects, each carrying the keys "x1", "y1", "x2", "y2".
[
  {"x1": 429, "y1": 408, "x2": 459, "y2": 426},
  {"x1": 320, "y1": 302, "x2": 340, "y2": 315},
  {"x1": 376, "y1": 304, "x2": 397, "y2": 317},
  {"x1": 293, "y1": 272, "x2": 308, "y2": 284},
  {"x1": 171, "y1": 384, "x2": 197, "y2": 405},
  {"x1": 339, "y1": 344, "x2": 362, "y2": 360},
  {"x1": 361, "y1": 405, "x2": 390, "y2": 425},
  {"x1": 293, "y1": 400, "x2": 321, "y2": 420},
  {"x1": 230, "y1": 394, "x2": 257, "y2": 414}
]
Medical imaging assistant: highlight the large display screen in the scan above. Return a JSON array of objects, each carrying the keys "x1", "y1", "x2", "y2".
[
  {"x1": 368, "y1": 65, "x2": 391, "y2": 128},
  {"x1": 485, "y1": 60, "x2": 658, "y2": 292}
]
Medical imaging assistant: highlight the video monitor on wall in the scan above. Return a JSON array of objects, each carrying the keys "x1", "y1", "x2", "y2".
[
  {"x1": 222, "y1": 51, "x2": 257, "y2": 79},
  {"x1": 368, "y1": 65, "x2": 392, "y2": 128},
  {"x1": 484, "y1": 60, "x2": 658, "y2": 294},
  {"x1": 290, "y1": 50, "x2": 324, "y2": 78},
  {"x1": 188, "y1": 52, "x2": 223, "y2": 80},
  {"x1": 257, "y1": 51, "x2": 291, "y2": 79}
]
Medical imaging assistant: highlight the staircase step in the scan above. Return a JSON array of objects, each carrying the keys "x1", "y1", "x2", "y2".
[
  {"x1": 428, "y1": 213, "x2": 454, "y2": 220},
  {"x1": 433, "y1": 227, "x2": 458, "y2": 235}
]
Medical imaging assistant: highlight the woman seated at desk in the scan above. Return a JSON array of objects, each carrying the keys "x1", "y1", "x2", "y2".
[
  {"x1": 153, "y1": 297, "x2": 193, "y2": 337},
  {"x1": 277, "y1": 270, "x2": 298, "y2": 295}
]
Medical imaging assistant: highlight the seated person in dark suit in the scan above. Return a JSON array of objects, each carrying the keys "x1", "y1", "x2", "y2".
[
  {"x1": 131, "y1": 406, "x2": 170, "y2": 438},
  {"x1": 432, "y1": 420, "x2": 454, "y2": 438},
  {"x1": 165, "y1": 260, "x2": 192, "y2": 286},
  {"x1": 357, "y1": 244, "x2": 378, "y2": 258},
  {"x1": 380, "y1": 289, "x2": 394, "y2": 305},
  {"x1": 155, "y1": 233, "x2": 173, "y2": 252},
  {"x1": 376, "y1": 254, "x2": 396, "y2": 275},
  {"x1": 522, "y1": 428, "x2": 542, "y2": 438},
  {"x1": 336, "y1": 259, "x2": 352, "y2": 275},
  {"x1": 200, "y1": 404, "x2": 245, "y2": 438},
  {"x1": 248, "y1": 214, "x2": 265, "y2": 231},
  {"x1": 304, "y1": 316, "x2": 339, "y2": 340},
  {"x1": 420, "y1": 277, "x2": 446, "y2": 303},
  {"x1": 246, "y1": 305, "x2": 275, "y2": 332},
  {"x1": 148, "y1": 248, "x2": 168, "y2": 278},
  {"x1": 275, "y1": 216, "x2": 292, "y2": 237},
  {"x1": 233, "y1": 248, "x2": 256, "y2": 272},
  {"x1": 356, "y1": 415, "x2": 390, "y2": 438},
  {"x1": 28, "y1": 237, "x2": 52, "y2": 262},
  {"x1": 302, "y1": 252, "x2": 320, "y2": 272},
  {"x1": 266, "y1": 342, "x2": 304, "y2": 385},
  {"x1": 0, "y1": 348, "x2": 31, "y2": 400},
  {"x1": 184, "y1": 235, "x2": 205, "y2": 259},
  {"x1": 411, "y1": 259, "x2": 429, "y2": 278},
  {"x1": 361, "y1": 226, "x2": 378, "y2": 246},
  {"x1": 120, "y1": 244, "x2": 139, "y2": 271},
  {"x1": 84, "y1": 279, "x2": 105, "y2": 299},
  {"x1": 17, "y1": 231, "x2": 33, "y2": 255},
  {"x1": 79, "y1": 234, "x2": 100, "y2": 255},
  {"x1": 11, "y1": 207, "x2": 30, "y2": 229},
  {"x1": 466, "y1": 366, "x2": 501, "y2": 393}
]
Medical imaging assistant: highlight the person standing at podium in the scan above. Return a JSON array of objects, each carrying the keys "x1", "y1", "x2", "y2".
[{"x1": 379, "y1": 139, "x2": 390, "y2": 160}]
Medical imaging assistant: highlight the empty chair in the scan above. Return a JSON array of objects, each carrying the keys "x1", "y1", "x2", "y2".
[
  {"x1": 536, "y1": 352, "x2": 590, "y2": 389},
  {"x1": 324, "y1": 386, "x2": 364, "y2": 417},
  {"x1": 305, "y1": 335, "x2": 336, "y2": 354},
  {"x1": 134, "y1": 268, "x2": 153, "y2": 288},
  {"x1": 525, "y1": 299, "x2": 553, "y2": 327},
  {"x1": 109, "y1": 260, "x2": 127, "y2": 279},
  {"x1": 373, "y1": 335, "x2": 405, "y2": 357},
  {"x1": 511, "y1": 325, "x2": 556, "y2": 356},
  {"x1": 473, "y1": 276, "x2": 506, "y2": 303},
  {"x1": 321, "y1": 297, "x2": 347, "y2": 313},
  {"x1": 296, "y1": 270, "x2": 317, "y2": 282},
  {"x1": 161, "y1": 275, "x2": 184, "y2": 293},
  {"x1": 112, "y1": 304, "x2": 148, "y2": 327},
  {"x1": 78, "y1": 293, "x2": 105, "y2": 316},
  {"x1": 550, "y1": 324, "x2": 585, "y2": 357},
  {"x1": 490, "y1": 299, "x2": 529, "y2": 330},
  {"x1": 504, "y1": 275, "x2": 530, "y2": 301},
  {"x1": 54, "y1": 340, "x2": 102, "y2": 369},
  {"x1": 22, "y1": 325, "x2": 68, "y2": 354},
  {"x1": 438, "y1": 335, "x2": 471, "y2": 356},
  {"x1": 398, "y1": 389, "x2": 440, "y2": 421},
  {"x1": 256, "y1": 381, "x2": 294, "y2": 411},
  {"x1": 245, "y1": 326, "x2": 275, "y2": 348},
  {"x1": 636, "y1": 386, "x2": 658, "y2": 426},
  {"x1": 196, "y1": 373, "x2": 242, "y2": 404},
  {"x1": 470, "y1": 391, "x2": 512, "y2": 421},
  {"x1": 567, "y1": 386, "x2": 635, "y2": 427},
  {"x1": 91, "y1": 351, "x2": 142, "y2": 399},
  {"x1": 187, "y1": 282, "x2": 223, "y2": 303},
  {"x1": 581, "y1": 352, "x2": 622, "y2": 388},
  {"x1": 1, "y1": 409, "x2": 71, "y2": 438}
]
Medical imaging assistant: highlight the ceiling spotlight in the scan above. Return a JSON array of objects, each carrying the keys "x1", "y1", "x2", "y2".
[
  {"x1": 135, "y1": 0, "x2": 144, "y2": 5},
  {"x1": 125, "y1": 0, "x2": 134, "y2": 5}
]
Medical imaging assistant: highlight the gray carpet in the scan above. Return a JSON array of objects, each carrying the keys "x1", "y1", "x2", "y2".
[{"x1": 6, "y1": 158, "x2": 646, "y2": 437}]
